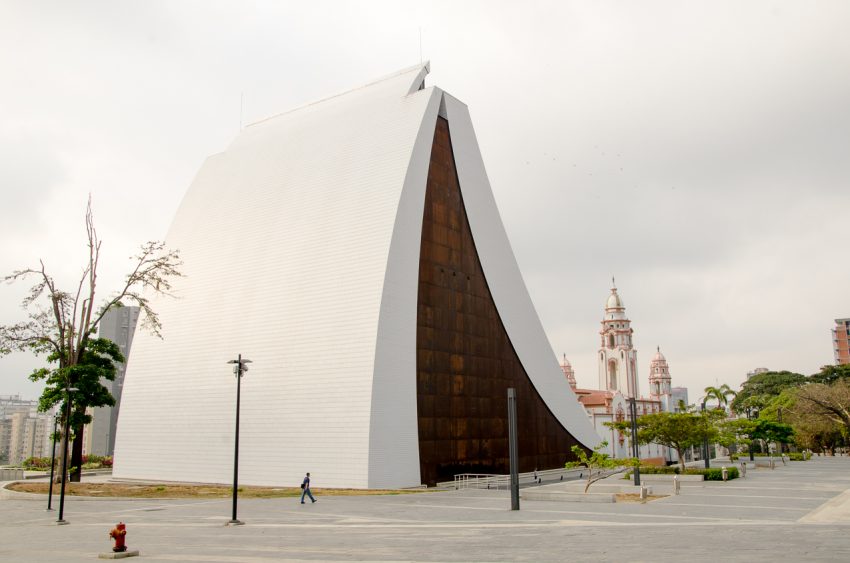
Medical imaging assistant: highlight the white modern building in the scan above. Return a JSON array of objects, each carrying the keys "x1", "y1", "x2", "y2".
[{"x1": 114, "y1": 63, "x2": 601, "y2": 489}]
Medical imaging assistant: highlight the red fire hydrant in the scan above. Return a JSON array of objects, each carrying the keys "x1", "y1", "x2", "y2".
[{"x1": 109, "y1": 522, "x2": 127, "y2": 553}]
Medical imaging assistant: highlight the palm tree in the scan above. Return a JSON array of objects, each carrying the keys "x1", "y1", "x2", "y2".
[
  {"x1": 703, "y1": 384, "x2": 739, "y2": 461},
  {"x1": 703, "y1": 384, "x2": 737, "y2": 412}
]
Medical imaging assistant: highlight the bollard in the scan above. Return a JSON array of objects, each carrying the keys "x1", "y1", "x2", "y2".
[
  {"x1": 673, "y1": 474, "x2": 680, "y2": 495},
  {"x1": 721, "y1": 466, "x2": 728, "y2": 482},
  {"x1": 640, "y1": 485, "x2": 648, "y2": 500}
]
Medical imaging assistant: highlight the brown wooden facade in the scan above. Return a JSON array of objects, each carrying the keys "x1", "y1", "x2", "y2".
[{"x1": 416, "y1": 117, "x2": 585, "y2": 486}]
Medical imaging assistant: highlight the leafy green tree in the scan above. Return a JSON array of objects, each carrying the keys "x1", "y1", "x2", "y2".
[
  {"x1": 723, "y1": 418, "x2": 793, "y2": 453},
  {"x1": 0, "y1": 199, "x2": 181, "y2": 482},
  {"x1": 613, "y1": 411, "x2": 721, "y2": 472},
  {"x1": 32, "y1": 337, "x2": 123, "y2": 479},
  {"x1": 719, "y1": 418, "x2": 757, "y2": 454},
  {"x1": 809, "y1": 364, "x2": 850, "y2": 385},
  {"x1": 730, "y1": 371, "x2": 806, "y2": 414},
  {"x1": 750, "y1": 419, "x2": 794, "y2": 451},
  {"x1": 565, "y1": 440, "x2": 638, "y2": 493}
]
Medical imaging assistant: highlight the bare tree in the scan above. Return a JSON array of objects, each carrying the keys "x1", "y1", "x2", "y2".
[
  {"x1": 0, "y1": 197, "x2": 182, "y2": 481},
  {"x1": 795, "y1": 381, "x2": 850, "y2": 437}
]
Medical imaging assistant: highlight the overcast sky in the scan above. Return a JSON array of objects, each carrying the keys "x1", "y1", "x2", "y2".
[{"x1": 2, "y1": 1, "x2": 848, "y2": 401}]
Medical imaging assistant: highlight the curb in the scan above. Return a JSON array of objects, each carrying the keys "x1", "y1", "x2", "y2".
[{"x1": 0, "y1": 482, "x2": 185, "y2": 502}]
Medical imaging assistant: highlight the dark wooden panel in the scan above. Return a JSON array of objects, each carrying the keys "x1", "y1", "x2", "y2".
[{"x1": 416, "y1": 117, "x2": 586, "y2": 486}]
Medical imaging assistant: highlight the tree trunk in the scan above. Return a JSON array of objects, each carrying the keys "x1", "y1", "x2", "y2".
[
  {"x1": 54, "y1": 428, "x2": 68, "y2": 484},
  {"x1": 70, "y1": 425, "x2": 84, "y2": 482},
  {"x1": 677, "y1": 449, "x2": 686, "y2": 473}
]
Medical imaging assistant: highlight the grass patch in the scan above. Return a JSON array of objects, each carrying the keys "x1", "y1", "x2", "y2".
[{"x1": 7, "y1": 482, "x2": 429, "y2": 499}]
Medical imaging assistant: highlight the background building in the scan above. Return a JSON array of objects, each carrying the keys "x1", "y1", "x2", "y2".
[
  {"x1": 833, "y1": 318, "x2": 850, "y2": 365},
  {"x1": 0, "y1": 395, "x2": 55, "y2": 465},
  {"x1": 567, "y1": 285, "x2": 682, "y2": 464},
  {"x1": 670, "y1": 387, "x2": 689, "y2": 411},
  {"x1": 746, "y1": 367, "x2": 770, "y2": 380},
  {"x1": 84, "y1": 306, "x2": 139, "y2": 457}
]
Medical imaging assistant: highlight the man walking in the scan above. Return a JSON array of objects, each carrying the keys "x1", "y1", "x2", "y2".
[{"x1": 300, "y1": 472, "x2": 316, "y2": 504}]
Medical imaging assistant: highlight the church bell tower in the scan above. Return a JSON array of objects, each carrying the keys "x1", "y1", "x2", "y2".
[{"x1": 598, "y1": 280, "x2": 639, "y2": 398}]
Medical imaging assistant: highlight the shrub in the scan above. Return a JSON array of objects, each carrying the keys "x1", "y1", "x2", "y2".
[
  {"x1": 634, "y1": 466, "x2": 679, "y2": 474},
  {"x1": 22, "y1": 456, "x2": 52, "y2": 470},
  {"x1": 701, "y1": 467, "x2": 739, "y2": 480}
]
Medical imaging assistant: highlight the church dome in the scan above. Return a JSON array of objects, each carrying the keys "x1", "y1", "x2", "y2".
[
  {"x1": 606, "y1": 289, "x2": 623, "y2": 309},
  {"x1": 652, "y1": 347, "x2": 666, "y2": 362}
]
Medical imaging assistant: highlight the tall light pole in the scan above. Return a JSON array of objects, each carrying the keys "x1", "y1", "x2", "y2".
[
  {"x1": 46, "y1": 412, "x2": 59, "y2": 511},
  {"x1": 746, "y1": 407, "x2": 755, "y2": 461},
  {"x1": 628, "y1": 397, "x2": 641, "y2": 486},
  {"x1": 227, "y1": 355, "x2": 251, "y2": 525},
  {"x1": 57, "y1": 386, "x2": 78, "y2": 525},
  {"x1": 701, "y1": 400, "x2": 710, "y2": 469},
  {"x1": 507, "y1": 388, "x2": 519, "y2": 511}
]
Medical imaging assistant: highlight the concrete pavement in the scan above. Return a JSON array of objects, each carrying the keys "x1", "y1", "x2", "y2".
[{"x1": 2, "y1": 456, "x2": 849, "y2": 562}]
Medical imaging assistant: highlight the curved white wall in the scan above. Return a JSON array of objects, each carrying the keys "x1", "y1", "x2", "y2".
[{"x1": 114, "y1": 64, "x2": 599, "y2": 490}]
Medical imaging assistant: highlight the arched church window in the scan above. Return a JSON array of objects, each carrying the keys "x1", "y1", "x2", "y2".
[
  {"x1": 608, "y1": 360, "x2": 617, "y2": 389},
  {"x1": 608, "y1": 334, "x2": 614, "y2": 348}
]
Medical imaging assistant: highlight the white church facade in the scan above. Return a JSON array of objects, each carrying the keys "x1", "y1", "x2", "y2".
[{"x1": 565, "y1": 283, "x2": 684, "y2": 464}]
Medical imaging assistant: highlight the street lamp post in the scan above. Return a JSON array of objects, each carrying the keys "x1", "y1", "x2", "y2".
[
  {"x1": 57, "y1": 386, "x2": 78, "y2": 525},
  {"x1": 701, "y1": 400, "x2": 710, "y2": 469},
  {"x1": 227, "y1": 355, "x2": 251, "y2": 525},
  {"x1": 46, "y1": 413, "x2": 59, "y2": 511},
  {"x1": 746, "y1": 407, "x2": 754, "y2": 461},
  {"x1": 628, "y1": 397, "x2": 640, "y2": 486}
]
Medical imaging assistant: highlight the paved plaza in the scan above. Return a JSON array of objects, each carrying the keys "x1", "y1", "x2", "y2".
[{"x1": 2, "y1": 456, "x2": 850, "y2": 562}]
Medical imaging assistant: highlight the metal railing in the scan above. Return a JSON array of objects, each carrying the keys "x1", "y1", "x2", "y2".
[{"x1": 447, "y1": 467, "x2": 585, "y2": 490}]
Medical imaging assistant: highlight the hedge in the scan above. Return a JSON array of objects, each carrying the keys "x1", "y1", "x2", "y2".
[
  {"x1": 732, "y1": 452, "x2": 807, "y2": 461},
  {"x1": 626, "y1": 466, "x2": 739, "y2": 480}
]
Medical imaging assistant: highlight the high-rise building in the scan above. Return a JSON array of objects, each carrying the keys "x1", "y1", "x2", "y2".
[
  {"x1": 833, "y1": 318, "x2": 850, "y2": 365},
  {"x1": 0, "y1": 395, "x2": 55, "y2": 465},
  {"x1": 86, "y1": 306, "x2": 139, "y2": 457}
]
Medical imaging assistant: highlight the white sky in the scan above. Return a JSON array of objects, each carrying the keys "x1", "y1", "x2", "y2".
[{"x1": 2, "y1": 1, "x2": 848, "y2": 401}]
